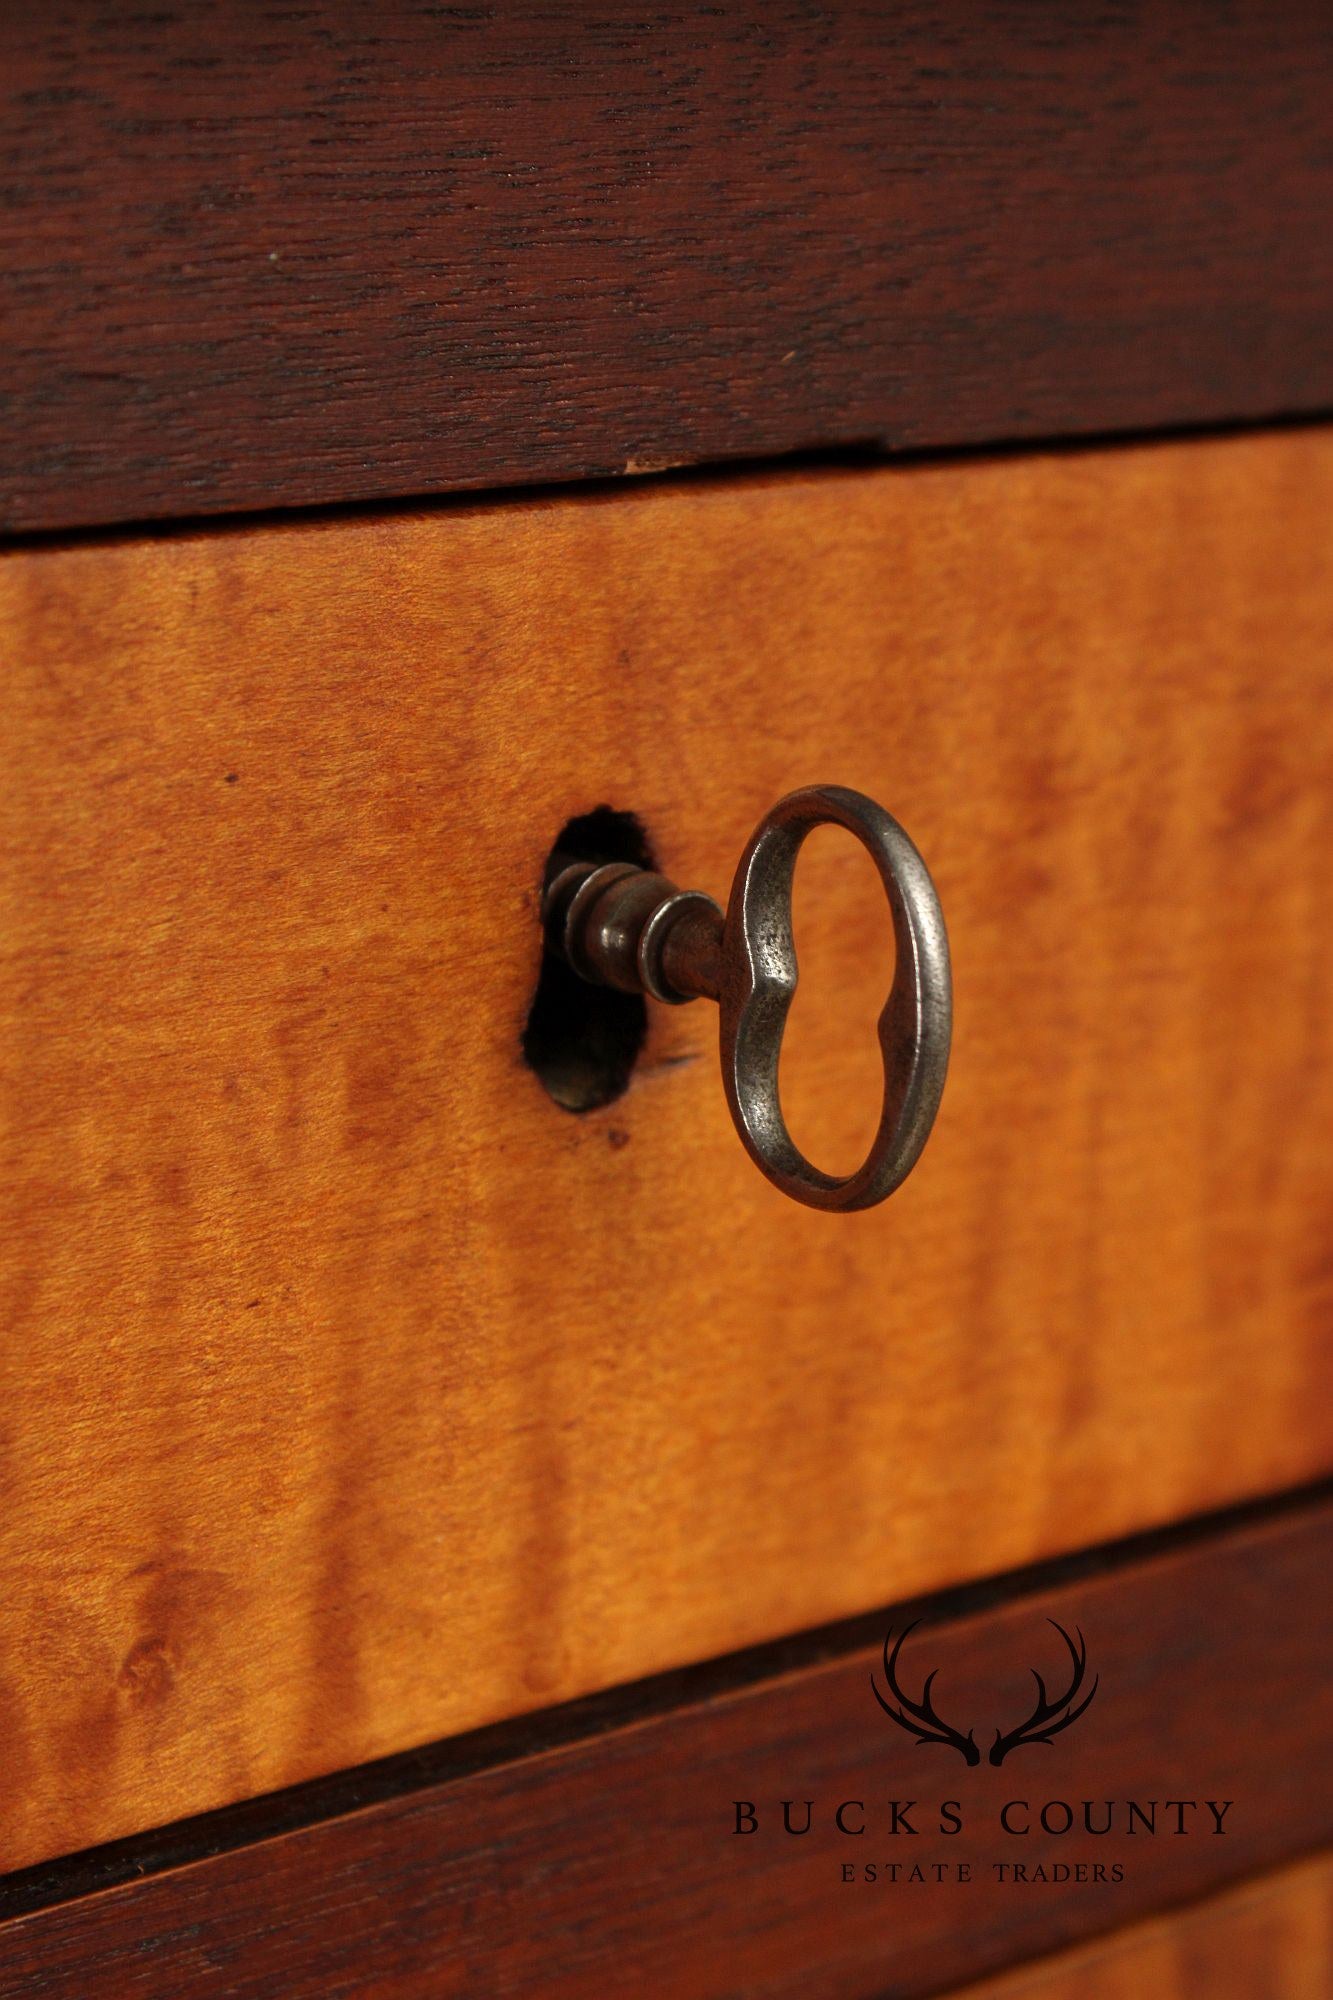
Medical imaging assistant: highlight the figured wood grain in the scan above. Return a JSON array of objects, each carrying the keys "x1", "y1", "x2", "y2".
[
  {"x1": 952, "y1": 1852, "x2": 1333, "y2": 2000},
  {"x1": 1, "y1": 1498, "x2": 1330, "y2": 1997},
  {"x1": 2, "y1": 431, "x2": 1333, "y2": 1869},
  {"x1": 4, "y1": 2, "x2": 1333, "y2": 531}
]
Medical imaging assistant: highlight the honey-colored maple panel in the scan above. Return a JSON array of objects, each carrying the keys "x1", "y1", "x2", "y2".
[
  {"x1": 951, "y1": 1852, "x2": 1333, "y2": 2000},
  {"x1": 1, "y1": 432, "x2": 1331, "y2": 1868}
]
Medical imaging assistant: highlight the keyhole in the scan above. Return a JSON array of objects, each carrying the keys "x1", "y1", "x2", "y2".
[{"x1": 522, "y1": 807, "x2": 655, "y2": 1113}]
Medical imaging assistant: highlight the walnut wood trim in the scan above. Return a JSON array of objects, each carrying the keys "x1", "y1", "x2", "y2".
[
  {"x1": 4, "y1": 2, "x2": 1333, "y2": 532},
  {"x1": 2, "y1": 1488, "x2": 1330, "y2": 1998}
]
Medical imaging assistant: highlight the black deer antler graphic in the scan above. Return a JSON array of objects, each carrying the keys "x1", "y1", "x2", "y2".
[
  {"x1": 870, "y1": 1623, "x2": 980, "y2": 1765},
  {"x1": 988, "y1": 1620, "x2": 1099, "y2": 1766}
]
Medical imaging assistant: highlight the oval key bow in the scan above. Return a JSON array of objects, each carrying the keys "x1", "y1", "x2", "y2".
[{"x1": 542, "y1": 785, "x2": 952, "y2": 1211}]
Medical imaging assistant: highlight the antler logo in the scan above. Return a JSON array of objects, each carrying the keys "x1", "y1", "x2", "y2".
[
  {"x1": 989, "y1": 1620, "x2": 1098, "y2": 1765},
  {"x1": 871, "y1": 1623, "x2": 981, "y2": 1764},
  {"x1": 871, "y1": 1619, "x2": 1098, "y2": 1766}
]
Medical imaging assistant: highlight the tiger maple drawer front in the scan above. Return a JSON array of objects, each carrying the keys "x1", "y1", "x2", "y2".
[{"x1": 2, "y1": 430, "x2": 1332, "y2": 1871}]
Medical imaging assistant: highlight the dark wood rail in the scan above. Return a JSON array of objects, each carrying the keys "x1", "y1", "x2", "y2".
[{"x1": 4, "y1": 1, "x2": 1333, "y2": 532}]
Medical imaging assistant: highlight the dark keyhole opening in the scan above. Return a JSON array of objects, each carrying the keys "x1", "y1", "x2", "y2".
[{"x1": 522, "y1": 807, "x2": 655, "y2": 1113}]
